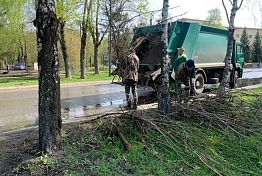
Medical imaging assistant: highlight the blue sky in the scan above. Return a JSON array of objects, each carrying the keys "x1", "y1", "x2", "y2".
[{"x1": 149, "y1": 0, "x2": 261, "y2": 28}]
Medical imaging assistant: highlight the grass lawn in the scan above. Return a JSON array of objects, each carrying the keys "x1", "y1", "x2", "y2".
[
  {"x1": 0, "y1": 71, "x2": 113, "y2": 87},
  {"x1": 9, "y1": 86, "x2": 262, "y2": 176}
]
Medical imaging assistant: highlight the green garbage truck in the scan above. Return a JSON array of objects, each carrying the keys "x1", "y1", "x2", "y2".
[{"x1": 130, "y1": 21, "x2": 245, "y2": 93}]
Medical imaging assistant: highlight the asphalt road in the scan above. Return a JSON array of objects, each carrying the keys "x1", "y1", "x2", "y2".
[
  {"x1": 0, "y1": 82, "x2": 127, "y2": 133},
  {"x1": 0, "y1": 68, "x2": 262, "y2": 133}
]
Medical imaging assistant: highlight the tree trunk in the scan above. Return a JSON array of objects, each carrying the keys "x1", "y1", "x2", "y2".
[
  {"x1": 80, "y1": 25, "x2": 87, "y2": 79},
  {"x1": 21, "y1": 25, "x2": 28, "y2": 72},
  {"x1": 24, "y1": 38, "x2": 28, "y2": 72},
  {"x1": 94, "y1": 0, "x2": 100, "y2": 74},
  {"x1": 159, "y1": 0, "x2": 170, "y2": 114},
  {"x1": 94, "y1": 44, "x2": 100, "y2": 74},
  {"x1": 108, "y1": 0, "x2": 112, "y2": 76},
  {"x1": 23, "y1": 35, "x2": 29, "y2": 73},
  {"x1": 80, "y1": 0, "x2": 89, "y2": 79},
  {"x1": 60, "y1": 20, "x2": 72, "y2": 79},
  {"x1": 35, "y1": 0, "x2": 62, "y2": 154},
  {"x1": 219, "y1": 0, "x2": 240, "y2": 92}
]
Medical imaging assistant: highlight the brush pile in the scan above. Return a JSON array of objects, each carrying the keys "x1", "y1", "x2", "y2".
[{"x1": 89, "y1": 89, "x2": 262, "y2": 175}]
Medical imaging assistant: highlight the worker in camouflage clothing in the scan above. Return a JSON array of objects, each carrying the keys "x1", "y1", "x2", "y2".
[
  {"x1": 123, "y1": 49, "x2": 140, "y2": 110},
  {"x1": 175, "y1": 59, "x2": 196, "y2": 98}
]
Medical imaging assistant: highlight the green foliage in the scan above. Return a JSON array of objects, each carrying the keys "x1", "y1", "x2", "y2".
[
  {"x1": 240, "y1": 27, "x2": 251, "y2": 62},
  {"x1": 56, "y1": 0, "x2": 81, "y2": 25},
  {"x1": 252, "y1": 31, "x2": 262, "y2": 63},
  {"x1": 204, "y1": 8, "x2": 224, "y2": 29},
  {"x1": 0, "y1": 0, "x2": 28, "y2": 63}
]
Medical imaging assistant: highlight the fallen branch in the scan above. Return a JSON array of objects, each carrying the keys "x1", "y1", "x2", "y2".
[{"x1": 112, "y1": 123, "x2": 132, "y2": 151}]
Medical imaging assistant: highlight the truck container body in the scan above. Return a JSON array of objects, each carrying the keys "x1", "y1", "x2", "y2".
[{"x1": 131, "y1": 21, "x2": 244, "y2": 92}]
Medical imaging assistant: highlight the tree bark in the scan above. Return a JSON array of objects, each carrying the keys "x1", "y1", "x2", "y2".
[
  {"x1": 35, "y1": 0, "x2": 62, "y2": 154},
  {"x1": 80, "y1": 26, "x2": 87, "y2": 79},
  {"x1": 80, "y1": 0, "x2": 89, "y2": 79},
  {"x1": 159, "y1": 0, "x2": 170, "y2": 114},
  {"x1": 94, "y1": 43, "x2": 100, "y2": 74},
  {"x1": 94, "y1": 0, "x2": 100, "y2": 74},
  {"x1": 59, "y1": 20, "x2": 72, "y2": 79},
  {"x1": 219, "y1": 0, "x2": 243, "y2": 92},
  {"x1": 24, "y1": 38, "x2": 28, "y2": 72},
  {"x1": 108, "y1": 0, "x2": 112, "y2": 76}
]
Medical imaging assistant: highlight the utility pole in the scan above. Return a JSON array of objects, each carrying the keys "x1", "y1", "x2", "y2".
[{"x1": 159, "y1": 0, "x2": 170, "y2": 114}]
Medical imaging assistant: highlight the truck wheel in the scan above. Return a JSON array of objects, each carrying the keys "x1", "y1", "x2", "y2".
[
  {"x1": 229, "y1": 70, "x2": 239, "y2": 89},
  {"x1": 195, "y1": 73, "x2": 205, "y2": 94}
]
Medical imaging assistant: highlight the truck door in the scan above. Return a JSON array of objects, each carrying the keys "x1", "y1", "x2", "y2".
[{"x1": 236, "y1": 44, "x2": 244, "y2": 68}]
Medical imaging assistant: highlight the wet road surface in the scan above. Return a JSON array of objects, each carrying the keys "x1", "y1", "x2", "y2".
[
  {"x1": 0, "y1": 83, "x2": 127, "y2": 132},
  {"x1": 0, "y1": 68, "x2": 262, "y2": 133},
  {"x1": 242, "y1": 68, "x2": 262, "y2": 78}
]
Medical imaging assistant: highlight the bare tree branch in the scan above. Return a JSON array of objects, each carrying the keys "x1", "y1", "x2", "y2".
[
  {"x1": 237, "y1": 0, "x2": 244, "y2": 11},
  {"x1": 158, "y1": 12, "x2": 188, "y2": 24},
  {"x1": 222, "y1": 0, "x2": 230, "y2": 24},
  {"x1": 98, "y1": 25, "x2": 109, "y2": 46}
]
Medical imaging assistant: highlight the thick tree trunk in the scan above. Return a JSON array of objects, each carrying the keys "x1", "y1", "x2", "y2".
[
  {"x1": 219, "y1": 0, "x2": 239, "y2": 92},
  {"x1": 35, "y1": 0, "x2": 62, "y2": 154},
  {"x1": 94, "y1": 44, "x2": 100, "y2": 74},
  {"x1": 59, "y1": 21, "x2": 72, "y2": 79},
  {"x1": 159, "y1": 0, "x2": 170, "y2": 114}
]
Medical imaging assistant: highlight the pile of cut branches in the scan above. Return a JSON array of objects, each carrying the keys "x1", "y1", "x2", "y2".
[
  {"x1": 88, "y1": 90, "x2": 262, "y2": 175},
  {"x1": 170, "y1": 90, "x2": 262, "y2": 135}
]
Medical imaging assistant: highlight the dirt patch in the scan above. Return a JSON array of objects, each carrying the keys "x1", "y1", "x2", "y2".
[
  {"x1": 0, "y1": 128, "x2": 38, "y2": 174},
  {"x1": 0, "y1": 122, "x2": 81, "y2": 175}
]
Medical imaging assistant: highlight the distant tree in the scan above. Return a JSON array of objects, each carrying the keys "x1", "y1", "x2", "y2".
[
  {"x1": 240, "y1": 27, "x2": 251, "y2": 62},
  {"x1": 34, "y1": 0, "x2": 62, "y2": 154},
  {"x1": 102, "y1": 0, "x2": 150, "y2": 70},
  {"x1": 204, "y1": 8, "x2": 224, "y2": 28},
  {"x1": 56, "y1": 0, "x2": 79, "y2": 79},
  {"x1": 219, "y1": 0, "x2": 244, "y2": 92},
  {"x1": 0, "y1": 0, "x2": 28, "y2": 67},
  {"x1": 87, "y1": 0, "x2": 109, "y2": 74},
  {"x1": 80, "y1": 0, "x2": 93, "y2": 79},
  {"x1": 252, "y1": 31, "x2": 262, "y2": 64}
]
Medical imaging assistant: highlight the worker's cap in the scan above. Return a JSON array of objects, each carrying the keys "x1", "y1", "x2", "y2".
[
  {"x1": 185, "y1": 60, "x2": 195, "y2": 70},
  {"x1": 177, "y1": 47, "x2": 185, "y2": 51}
]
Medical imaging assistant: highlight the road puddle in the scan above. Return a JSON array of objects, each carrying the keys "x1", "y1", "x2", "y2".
[{"x1": 1, "y1": 98, "x2": 125, "y2": 133}]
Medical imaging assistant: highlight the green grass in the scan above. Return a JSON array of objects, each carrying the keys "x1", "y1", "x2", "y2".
[
  {"x1": 48, "y1": 122, "x2": 261, "y2": 176},
  {"x1": 0, "y1": 71, "x2": 113, "y2": 87},
  {"x1": 11, "y1": 87, "x2": 262, "y2": 176}
]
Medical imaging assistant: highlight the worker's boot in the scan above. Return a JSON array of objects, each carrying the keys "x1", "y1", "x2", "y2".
[
  {"x1": 133, "y1": 98, "x2": 138, "y2": 110},
  {"x1": 124, "y1": 100, "x2": 131, "y2": 110},
  {"x1": 133, "y1": 103, "x2": 137, "y2": 110}
]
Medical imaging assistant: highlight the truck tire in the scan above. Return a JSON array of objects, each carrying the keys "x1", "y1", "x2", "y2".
[
  {"x1": 195, "y1": 73, "x2": 205, "y2": 94},
  {"x1": 229, "y1": 70, "x2": 239, "y2": 89}
]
